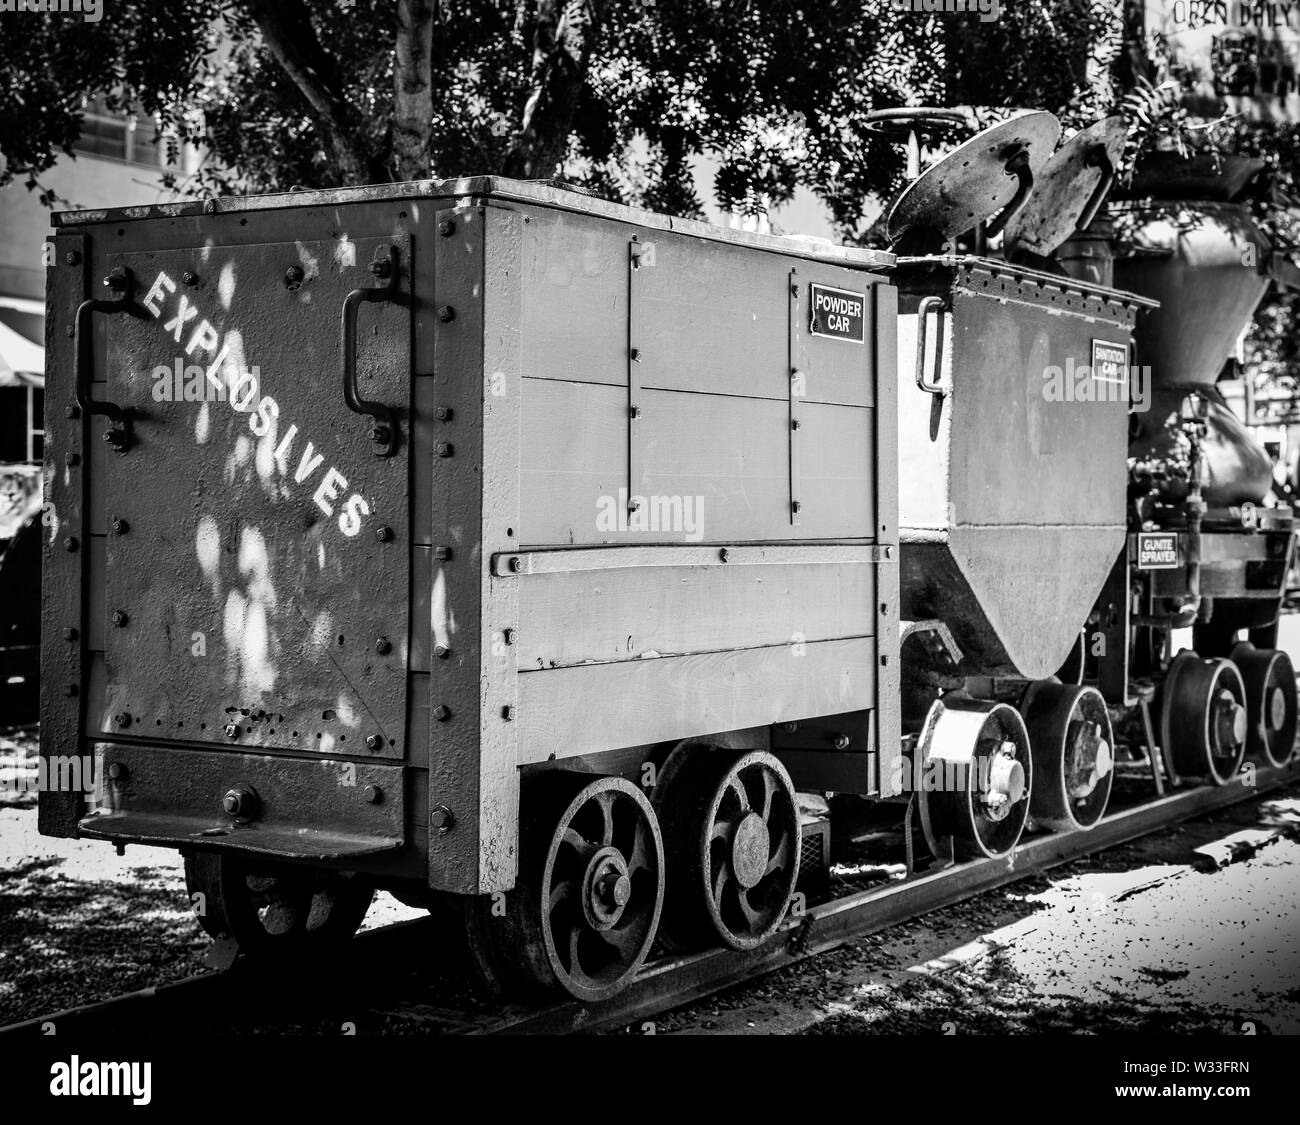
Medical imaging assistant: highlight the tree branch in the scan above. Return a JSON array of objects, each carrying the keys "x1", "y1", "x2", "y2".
[
  {"x1": 239, "y1": 0, "x2": 375, "y2": 185},
  {"x1": 393, "y1": 0, "x2": 437, "y2": 182}
]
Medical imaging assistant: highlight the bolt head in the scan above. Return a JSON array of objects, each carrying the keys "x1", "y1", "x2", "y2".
[
  {"x1": 438, "y1": 219, "x2": 455, "y2": 236},
  {"x1": 375, "y1": 637, "x2": 392, "y2": 655},
  {"x1": 224, "y1": 723, "x2": 240, "y2": 740},
  {"x1": 368, "y1": 258, "x2": 391, "y2": 279},
  {"x1": 365, "y1": 734, "x2": 383, "y2": 750},
  {"x1": 107, "y1": 762, "x2": 125, "y2": 780},
  {"x1": 182, "y1": 271, "x2": 198, "y2": 286},
  {"x1": 431, "y1": 805, "x2": 455, "y2": 832},
  {"x1": 64, "y1": 536, "x2": 79, "y2": 552},
  {"x1": 64, "y1": 405, "x2": 80, "y2": 419},
  {"x1": 433, "y1": 704, "x2": 452, "y2": 722},
  {"x1": 363, "y1": 784, "x2": 382, "y2": 804},
  {"x1": 501, "y1": 705, "x2": 515, "y2": 721},
  {"x1": 833, "y1": 733, "x2": 851, "y2": 750},
  {"x1": 64, "y1": 250, "x2": 81, "y2": 266},
  {"x1": 435, "y1": 406, "x2": 453, "y2": 421},
  {"x1": 111, "y1": 518, "x2": 129, "y2": 535},
  {"x1": 434, "y1": 644, "x2": 451, "y2": 659},
  {"x1": 63, "y1": 627, "x2": 79, "y2": 641},
  {"x1": 370, "y1": 424, "x2": 391, "y2": 446},
  {"x1": 65, "y1": 683, "x2": 79, "y2": 697},
  {"x1": 507, "y1": 556, "x2": 522, "y2": 573},
  {"x1": 111, "y1": 610, "x2": 128, "y2": 627},
  {"x1": 285, "y1": 265, "x2": 304, "y2": 284},
  {"x1": 221, "y1": 788, "x2": 256, "y2": 817},
  {"x1": 719, "y1": 548, "x2": 730, "y2": 562},
  {"x1": 436, "y1": 442, "x2": 453, "y2": 458},
  {"x1": 375, "y1": 525, "x2": 393, "y2": 542},
  {"x1": 436, "y1": 305, "x2": 455, "y2": 323},
  {"x1": 115, "y1": 712, "x2": 131, "y2": 728},
  {"x1": 65, "y1": 452, "x2": 80, "y2": 467},
  {"x1": 435, "y1": 546, "x2": 452, "y2": 561}
]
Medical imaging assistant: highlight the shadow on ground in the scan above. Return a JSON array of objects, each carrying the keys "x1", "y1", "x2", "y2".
[{"x1": 0, "y1": 853, "x2": 206, "y2": 1025}]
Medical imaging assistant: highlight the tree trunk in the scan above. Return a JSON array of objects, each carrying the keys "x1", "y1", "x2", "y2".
[{"x1": 393, "y1": 0, "x2": 437, "y2": 182}]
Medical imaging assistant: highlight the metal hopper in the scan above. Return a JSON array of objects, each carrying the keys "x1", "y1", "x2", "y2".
[
  {"x1": 1113, "y1": 202, "x2": 1269, "y2": 389},
  {"x1": 886, "y1": 114, "x2": 1155, "y2": 678},
  {"x1": 896, "y1": 256, "x2": 1153, "y2": 678}
]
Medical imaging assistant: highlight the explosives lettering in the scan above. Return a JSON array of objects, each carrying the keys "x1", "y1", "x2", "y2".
[{"x1": 140, "y1": 269, "x2": 371, "y2": 539}]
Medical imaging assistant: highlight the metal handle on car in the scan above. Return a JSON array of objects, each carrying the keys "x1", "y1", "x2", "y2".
[
  {"x1": 985, "y1": 146, "x2": 1034, "y2": 239},
  {"x1": 915, "y1": 296, "x2": 946, "y2": 397},
  {"x1": 74, "y1": 266, "x2": 141, "y2": 454},
  {"x1": 342, "y1": 245, "x2": 400, "y2": 457},
  {"x1": 1075, "y1": 144, "x2": 1116, "y2": 234}
]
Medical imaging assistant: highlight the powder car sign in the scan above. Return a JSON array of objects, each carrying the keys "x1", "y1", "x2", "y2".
[
  {"x1": 1138, "y1": 531, "x2": 1180, "y2": 570},
  {"x1": 809, "y1": 284, "x2": 866, "y2": 343}
]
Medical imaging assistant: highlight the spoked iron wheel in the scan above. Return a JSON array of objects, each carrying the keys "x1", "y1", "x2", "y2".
[
  {"x1": 917, "y1": 696, "x2": 1033, "y2": 860},
  {"x1": 1160, "y1": 652, "x2": 1248, "y2": 785},
  {"x1": 182, "y1": 852, "x2": 373, "y2": 957},
  {"x1": 654, "y1": 747, "x2": 800, "y2": 951},
  {"x1": 1231, "y1": 643, "x2": 1298, "y2": 767},
  {"x1": 469, "y1": 773, "x2": 664, "y2": 1003},
  {"x1": 1020, "y1": 682, "x2": 1114, "y2": 832}
]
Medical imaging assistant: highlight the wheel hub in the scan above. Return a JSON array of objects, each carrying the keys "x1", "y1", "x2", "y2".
[
  {"x1": 730, "y1": 812, "x2": 771, "y2": 890},
  {"x1": 1268, "y1": 685, "x2": 1287, "y2": 731},
  {"x1": 1213, "y1": 688, "x2": 1246, "y2": 749},
  {"x1": 583, "y1": 847, "x2": 633, "y2": 930},
  {"x1": 981, "y1": 741, "x2": 1025, "y2": 821},
  {"x1": 1065, "y1": 720, "x2": 1112, "y2": 801}
]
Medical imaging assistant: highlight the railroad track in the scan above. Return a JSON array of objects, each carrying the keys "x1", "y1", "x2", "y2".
[{"x1": 5, "y1": 758, "x2": 1297, "y2": 1038}]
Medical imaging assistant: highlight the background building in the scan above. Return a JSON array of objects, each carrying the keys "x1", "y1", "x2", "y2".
[{"x1": 0, "y1": 96, "x2": 201, "y2": 469}]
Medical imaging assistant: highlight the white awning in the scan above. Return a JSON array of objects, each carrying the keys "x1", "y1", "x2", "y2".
[{"x1": 0, "y1": 319, "x2": 44, "y2": 387}]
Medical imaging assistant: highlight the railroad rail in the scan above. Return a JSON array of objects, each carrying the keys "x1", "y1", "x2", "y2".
[{"x1": 6, "y1": 758, "x2": 1297, "y2": 1038}]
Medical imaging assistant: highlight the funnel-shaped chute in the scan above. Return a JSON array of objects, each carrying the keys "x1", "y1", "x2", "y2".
[{"x1": 1114, "y1": 203, "x2": 1270, "y2": 388}]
